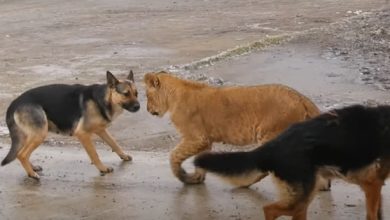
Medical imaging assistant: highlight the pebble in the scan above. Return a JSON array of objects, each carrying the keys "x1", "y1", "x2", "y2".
[{"x1": 359, "y1": 67, "x2": 371, "y2": 75}]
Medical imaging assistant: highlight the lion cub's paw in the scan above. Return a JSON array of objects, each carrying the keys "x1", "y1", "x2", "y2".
[
  {"x1": 120, "y1": 154, "x2": 132, "y2": 161},
  {"x1": 183, "y1": 172, "x2": 206, "y2": 184}
]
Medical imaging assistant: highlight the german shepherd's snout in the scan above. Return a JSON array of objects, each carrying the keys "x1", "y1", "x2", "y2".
[{"x1": 123, "y1": 101, "x2": 140, "y2": 112}]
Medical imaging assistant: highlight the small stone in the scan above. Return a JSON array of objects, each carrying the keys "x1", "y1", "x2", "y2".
[{"x1": 360, "y1": 67, "x2": 371, "y2": 75}]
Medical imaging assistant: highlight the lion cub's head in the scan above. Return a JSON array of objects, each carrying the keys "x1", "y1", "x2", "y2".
[{"x1": 143, "y1": 72, "x2": 171, "y2": 117}]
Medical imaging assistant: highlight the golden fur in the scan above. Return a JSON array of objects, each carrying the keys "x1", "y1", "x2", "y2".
[{"x1": 144, "y1": 71, "x2": 321, "y2": 184}]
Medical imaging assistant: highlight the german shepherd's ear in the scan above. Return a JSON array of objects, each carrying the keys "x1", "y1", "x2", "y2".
[
  {"x1": 106, "y1": 71, "x2": 119, "y2": 88},
  {"x1": 144, "y1": 73, "x2": 160, "y2": 89},
  {"x1": 128, "y1": 70, "x2": 134, "y2": 83}
]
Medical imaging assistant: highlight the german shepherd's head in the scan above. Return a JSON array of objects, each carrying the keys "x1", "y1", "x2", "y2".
[{"x1": 106, "y1": 70, "x2": 140, "y2": 113}]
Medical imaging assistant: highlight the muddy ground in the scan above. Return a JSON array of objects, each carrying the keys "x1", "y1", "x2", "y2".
[{"x1": 1, "y1": 0, "x2": 390, "y2": 219}]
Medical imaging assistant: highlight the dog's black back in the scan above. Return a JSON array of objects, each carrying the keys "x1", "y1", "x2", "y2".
[
  {"x1": 6, "y1": 84, "x2": 108, "y2": 133},
  {"x1": 196, "y1": 105, "x2": 390, "y2": 186},
  {"x1": 259, "y1": 105, "x2": 390, "y2": 180}
]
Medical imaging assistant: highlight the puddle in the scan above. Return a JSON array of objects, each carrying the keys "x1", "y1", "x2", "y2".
[
  {"x1": 60, "y1": 37, "x2": 107, "y2": 45},
  {"x1": 117, "y1": 47, "x2": 173, "y2": 58}
]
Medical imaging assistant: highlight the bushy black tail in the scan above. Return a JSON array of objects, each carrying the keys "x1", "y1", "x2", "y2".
[
  {"x1": 2, "y1": 108, "x2": 22, "y2": 166},
  {"x1": 1, "y1": 132, "x2": 20, "y2": 166},
  {"x1": 194, "y1": 151, "x2": 259, "y2": 176}
]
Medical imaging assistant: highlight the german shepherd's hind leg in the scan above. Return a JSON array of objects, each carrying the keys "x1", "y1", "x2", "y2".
[
  {"x1": 263, "y1": 177, "x2": 315, "y2": 220},
  {"x1": 75, "y1": 132, "x2": 114, "y2": 174},
  {"x1": 263, "y1": 201, "x2": 309, "y2": 220},
  {"x1": 96, "y1": 129, "x2": 132, "y2": 161},
  {"x1": 170, "y1": 139, "x2": 211, "y2": 184},
  {"x1": 360, "y1": 180, "x2": 383, "y2": 220},
  {"x1": 243, "y1": 131, "x2": 277, "y2": 188},
  {"x1": 6, "y1": 106, "x2": 48, "y2": 180},
  {"x1": 17, "y1": 136, "x2": 47, "y2": 180}
]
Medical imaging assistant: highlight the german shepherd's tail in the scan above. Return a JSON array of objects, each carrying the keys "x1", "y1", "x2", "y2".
[
  {"x1": 2, "y1": 108, "x2": 23, "y2": 166},
  {"x1": 195, "y1": 151, "x2": 256, "y2": 175},
  {"x1": 2, "y1": 102, "x2": 47, "y2": 166},
  {"x1": 194, "y1": 150, "x2": 266, "y2": 186}
]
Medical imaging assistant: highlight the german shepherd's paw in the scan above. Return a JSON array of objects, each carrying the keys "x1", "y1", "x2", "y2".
[
  {"x1": 100, "y1": 167, "x2": 114, "y2": 176},
  {"x1": 28, "y1": 172, "x2": 40, "y2": 181},
  {"x1": 32, "y1": 165, "x2": 43, "y2": 172},
  {"x1": 120, "y1": 154, "x2": 132, "y2": 161}
]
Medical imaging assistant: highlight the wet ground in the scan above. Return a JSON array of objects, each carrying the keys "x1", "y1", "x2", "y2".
[
  {"x1": 0, "y1": 148, "x2": 380, "y2": 220},
  {"x1": 1, "y1": 0, "x2": 390, "y2": 219}
]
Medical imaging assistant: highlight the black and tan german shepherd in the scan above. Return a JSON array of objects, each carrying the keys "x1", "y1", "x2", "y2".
[
  {"x1": 1, "y1": 70, "x2": 140, "y2": 180},
  {"x1": 195, "y1": 105, "x2": 390, "y2": 220}
]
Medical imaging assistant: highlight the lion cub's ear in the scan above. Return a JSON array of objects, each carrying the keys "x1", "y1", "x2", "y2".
[
  {"x1": 107, "y1": 71, "x2": 119, "y2": 88},
  {"x1": 144, "y1": 73, "x2": 160, "y2": 88}
]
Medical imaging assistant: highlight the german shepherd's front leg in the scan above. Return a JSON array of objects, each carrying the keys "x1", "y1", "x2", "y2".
[
  {"x1": 75, "y1": 132, "x2": 113, "y2": 174},
  {"x1": 360, "y1": 181, "x2": 383, "y2": 220},
  {"x1": 96, "y1": 129, "x2": 132, "y2": 161}
]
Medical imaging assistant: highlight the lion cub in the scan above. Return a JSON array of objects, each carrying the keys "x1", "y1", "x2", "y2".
[{"x1": 144, "y1": 71, "x2": 321, "y2": 186}]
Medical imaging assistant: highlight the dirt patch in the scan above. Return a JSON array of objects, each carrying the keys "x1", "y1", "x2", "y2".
[
  {"x1": 1, "y1": 1, "x2": 390, "y2": 220},
  {"x1": 317, "y1": 8, "x2": 390, "y2": 90}
]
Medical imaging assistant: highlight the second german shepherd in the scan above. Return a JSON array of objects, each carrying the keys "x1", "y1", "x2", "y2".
[
  {"x1": 1, "y1": 70, "x2": 140, "y2": 180},
  {"x1": 195, "y1": 105, "x2": 390, "y2": 220}
]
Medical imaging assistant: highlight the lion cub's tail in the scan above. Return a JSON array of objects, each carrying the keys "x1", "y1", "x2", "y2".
[
  {"x1": 299, "y1": 95, "x2": 321, "y2": 119},
  {"x1": 280, "y1": 84, "x2": 321, "y2": 119}
]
